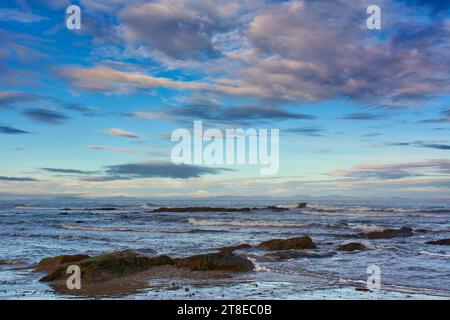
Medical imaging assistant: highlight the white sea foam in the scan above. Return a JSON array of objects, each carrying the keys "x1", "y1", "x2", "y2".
[
  {"x1": 419, "y1": 251, "x2": 450, "y2": 258},
  {"x1": 247, "y1": 257, "x2": 271, "y2": 272},
  {"x1": 187, "y1": 218, "x2": 308, "y2": 228},
  {"x1": 61, "y1": 224, "x2": 201, "y2": 233}
]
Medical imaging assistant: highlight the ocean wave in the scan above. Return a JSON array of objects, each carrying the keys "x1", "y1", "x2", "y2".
[
  {"x1": 187, "y1": 218, "x2": 309, "y2": 228},
  {"x1": 419, "y1": 251, "x2": 450, "y2": 258},
  {"x1": 349, "y1": 224, "x2": 386, "y2": 232},
  {"x1": 61, "y1": 224, "x2": 210, "y2": 233},
  {"x1": 247, "y1": 257, "x2": 271, "y2": 272}
]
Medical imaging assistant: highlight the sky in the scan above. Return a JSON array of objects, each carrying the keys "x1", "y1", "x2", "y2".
[{"x1": 0, "y1": 0, "x2": 449, "y2": 200}]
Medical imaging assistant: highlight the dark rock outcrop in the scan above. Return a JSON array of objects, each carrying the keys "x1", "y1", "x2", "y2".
[
  {"x1": 297, "y1": 203, "x2": 307, "y2": 208},
  {"x1": 258, "y1": 236, "x2": 317, "y2": 250},
  {"x1": 152, "y1": 207, "x2": 252, "y2": 213},
  {"x1": 338, "y1": 242, "x2": 367, "y2": 251},
  {"x1": 174, "y1": 252, "x2": 253, "y2": 272},
  {"x1": 219, "y1": 243, "x2": 252, "y2": 253},
  {"x1": 342, "y1": 227, "x2": 414, "y2": 239},
  {"x1": 426, "y1": 239, "x2": 450, "y2": 246}
]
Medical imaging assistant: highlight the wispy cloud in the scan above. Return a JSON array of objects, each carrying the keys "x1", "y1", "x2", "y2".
[
  {"x1": 0, "y1": 8, "x2": 48, "y2": 23},
  {"x1": 342, "y1": 113, "x2": 386, "y2": 120},
  {"x1": 0, "y1": 124, "x2": 30, "y2": 135},
  {"x1": 23, "y1": 108, "x2": 69, "y2": 124},
  {"x1": 106, "y1": 128, "x2": 142, "y2": 138},
  {"x1": 41, "y1": 168, "x2": 99, "y2": 175},
  {"x1": 390, "y1": 141, "x2": 450, "y2": 150},
  {"x1": 86, "y1": 145, "x2": 140, "y2": 155},
  {"x1": 0, "y1": 176, "x2": 38, "y2": 182}
]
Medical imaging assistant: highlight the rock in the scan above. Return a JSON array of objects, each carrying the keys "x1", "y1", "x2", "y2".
[
  {"x1": 258, "y1": 236, "x2": 317, "y2": 250},
  {"x1": 152, "y1": 207, "x2": 252, "y2": 213},
  {"x1": 39, "y1": 251, "x2": 173, "y2": 284},
  {"x1": 0, "y1": 260, "x2": 26, "y2": 265},
  {"x1": 262, "y1": 250, "x2": 334, "y2": 261},
  {"x1": 266, "y1": 205, "x2": 289, "y2": 212},
  {"x1": 36, "y1": 254, "x2": 91, "y2": 272},
  {"x1": 297, "y1": 203, "x2": 307, "y2": 208},
  {"x1": 363, "y1": 227, "x2": 413, "y2": 239},
  {"x1": 341, "y1": 227, "x2": 414, "y2": 239},
  {"x1": 338, "y1": 242, "x2": 367, "y2": 251},
  {"x1": 59, "y1": 212, "x2": 69, "y2": 215},
  {"x1": 415, "y1": 229, "x2": 427, "y2": 233},
  {"x1": 426, "y1": 239, "x2": 450, "y2": 246},
  {"x1": 174, "y1": 252, "x2": 253, "y2": 272},
  {"x1": 219, "y1": 243, "x2": 252, "y2": 253}
]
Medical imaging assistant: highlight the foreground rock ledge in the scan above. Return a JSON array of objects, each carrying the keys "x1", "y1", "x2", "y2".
[{"x1": 258, "y1": 236, "x2": 317, "y2": 250}]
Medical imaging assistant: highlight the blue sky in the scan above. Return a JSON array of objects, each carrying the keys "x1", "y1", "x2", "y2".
[{"x1": 0, "y1": 0, "x2": 449, "y2": 199}]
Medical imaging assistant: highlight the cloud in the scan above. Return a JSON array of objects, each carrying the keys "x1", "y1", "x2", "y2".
[
  {"x1": 40, "y1": 168, "x2": 99, "y2": 175},
  {"x1": 390, "y1": 141, "x2": 450, "y2": 150},
  {"x1": 0, "y1": 8, "x2": 48, "y2": 23},
  {"x1": 129, "y1": 102, "x2": 315, "y2": 125},
  {"x1": 86, "y1": 145, "x2": 140, "y2": 155},
  {"x1": 0, "y1": 125, "x2": 30, "y2": 135},
  {"x1": 329, "y1": 159, "x2": 450, "y2": 180},
  {"x1": 104, "y1": 161, "x2": 232, "y2": 179},
  {"x1": 106, "y1": 128, "x2": 142, "y2": 138},
  {"x1": 286, "y1": 127, "x2": 324, "y2": 137},
  {"x1": 0, "y1": 90, "x2": 40, "y2": 108},
  {"x1": 23, "y1": 108, "x2": 69, "y2": 124},
  {"x1": 0, "y1": 176, "x2": 38, "y2": 182},
  {"x1": 422, "y1": 109, "x2": 450, "y2": 123},
  {"x1": 342, "y1": 113, "x2": 386, "y2": 120}
]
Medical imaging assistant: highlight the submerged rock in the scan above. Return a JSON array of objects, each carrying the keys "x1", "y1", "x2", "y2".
[
  {"x1": 152, "y1": 207, "x2": 252, "y2": 213},
  {"x1": 338, "y1": 242, "x2": 367, "y2": 251},
  {"x1": 342, "y1": 227, "x2": 414, "y2": 239},
  {"x1": 426, "y1": 239, "x2": 450, "y2": 246},
  {"x1": 40, "y1": 251, "x2": 173, "y2": 284},
  {"x1": 258, "y1": 236, "x2": 317, "y2": 250},
  {"x1": 362, "y1": 227, "x2": 413, "y2": 239},
  {"x1": 266, "y1": 206, "x2": 289, "y2": 212},
  {"x1": 262, "y1": 250, "x2": 334, "y2": 262},
  {"x1": 174, "y1": 252, "x2": 254, "y2": 272},
  {"x1": 297, "y1": 203, "x2": 307, "y2": 208},
  {"x1": 219, "y1": 243, "x2": 252, "y2": 253}
]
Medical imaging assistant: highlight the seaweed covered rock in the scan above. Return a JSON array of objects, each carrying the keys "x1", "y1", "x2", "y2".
[
  {"x1": 426, "y1": 239, "x2": 450, "y2": 246},
  {"x1": 258, "y1": 236, "x2": 316, "y2": 250},
  {"x1": 175, "y1": 252, "x2": 254, "y2": 272},
  {"x1": 338, "y1": 242, "x2": 367, "y2": 251},
  {"x1": 36, "y1": 254, "x2": 90, "y2": 272},
  {"x1": 40, "y1": 251, "x2": 173, "y2": 284}
]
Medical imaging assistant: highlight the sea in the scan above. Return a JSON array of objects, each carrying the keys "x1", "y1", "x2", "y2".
[{"x1": 0, "y1": 198, "x2": 449, "y2": 299}]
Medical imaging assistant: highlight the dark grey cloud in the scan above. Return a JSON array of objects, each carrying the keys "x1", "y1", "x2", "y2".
[
  {"x1": 118, "y1": 1, "x2": 258, "y2": 60},
  {"x1": 390, "y1": 141, "x2": 450, "y2": 150},
  {"x1": 105, "y1": 161, "x2": 232, "y2": 179},
  {"x1": 0, "y1": 176, "x2": 38, "y2": 182},
  {"x1": 23, "y1": 108, "x2": 69, "y2": 124},
  {"x1": 129, "y1": 103, "x2": 315, "y2": 125},
  {"x1": 0, "y1": 90, "x2": 40, "y2": 108},
  {"x1": 0, "y1": 125, "x2": 30, "y2": 135},
  {"x1": 286, "y1": 127, "x2": 324, "y2": 137},
  {"x1": 342, "y1": 113, "x2": 385, "y2": 121},
  {"x1": 41, "y1": 168, "x2": 99, "y2": 175}
]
